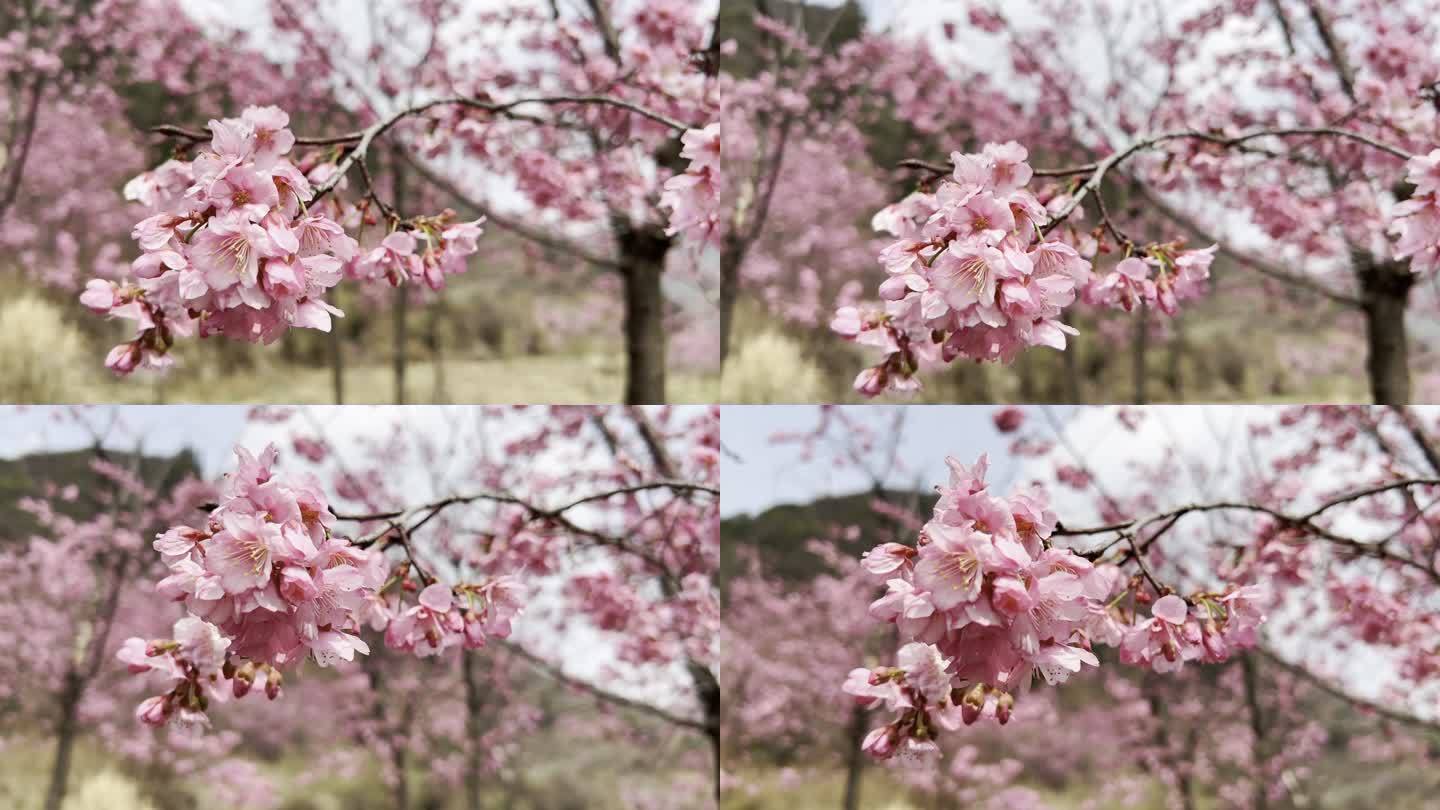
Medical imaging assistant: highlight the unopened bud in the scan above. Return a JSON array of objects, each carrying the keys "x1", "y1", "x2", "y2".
[
  {"x1": 233, "y1": 661, "x2": 257, "y2": 698},
  {"x1": 995, "y1": 692, "x2": 1014, "y2": 725},
  {"x1": 960, "y1": 683, "x2": 987, "y2": 725},
  {"x1": 146, "y1": 639, "x2": 178, "y2": 657},
  {"x1": 136, "y1": 696, "x2": 170, "y2": 726},
  {"x1": 264, "y1": 667, "x2": 283, "y2": 700}
]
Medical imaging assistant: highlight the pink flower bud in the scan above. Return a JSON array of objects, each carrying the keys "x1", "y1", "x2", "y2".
[
  {"x1": 79, "y1": 279, "x2": 117, "y2": 313},
  {"x1": 995, "y1": 692, "x2": 1014, "y2": 725},
  {"x1": 135, "y1": 696, "x2": 169, "y2": 726},
  {"x1": 233, "y1": 661, "x2": 256, "y2": 698},
  {"x1": 860, "y1": 726, "x2": 898, "y2": 760},
  {"x1": 264, "y1": 667, "x2": 283, "y2": 700},
  {"x1": 960, "y1": 683, "x2": 987, "y2": 725},
  {"x1": 105, "y1": 343, "x2": 140, "y2": 375}
]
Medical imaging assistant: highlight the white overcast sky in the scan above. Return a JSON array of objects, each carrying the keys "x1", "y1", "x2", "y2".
[{"x1": 719, "y1": 405, "x2": 1063, "y2": 517}]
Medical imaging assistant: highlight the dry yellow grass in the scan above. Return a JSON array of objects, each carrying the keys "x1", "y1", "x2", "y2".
[
  {"x1": 720, "y1": 331, "x2": 827, "y2": 403},
  {"x1": 34, "y1": 354, "x2": 718, "y2": 405},
  {"x1": 0, "y1": 296, "x2": 90, "y2": 402}
]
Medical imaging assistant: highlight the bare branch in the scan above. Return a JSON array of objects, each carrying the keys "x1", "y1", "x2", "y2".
[
  {"x1": 499, "y1": 640, "x2": 712, "y2": 733},
  {"x1": 1133, "y1": 184, "x2": 1363, "y2": 307},
  {"x1": 1258, "y1": 648, "x2": 1440, "y2": 733}
]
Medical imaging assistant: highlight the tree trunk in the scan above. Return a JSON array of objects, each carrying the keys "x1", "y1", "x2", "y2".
[
  {"x1": 42, "y1": 670, "x2": 83, "y2": 810},
  {"x1": 1242, "y1": 654, "x2": 1269, "y2": 810},
  {"x1": 329, "y1": 324, "x2": 345, "y2": 405},
  {"x1": 1062, "y1": 317, "x2": 1083, "y2": 403},
  {"x1": 1166, "y1": 315, "x2": 1185, "y2": 399},
  {"x1": 681, "y1": 658, "x2": 721, "y2": 805},
  {"x1": 840, "y1": 704, "x2": 868, "y2": 810},
  {"x1": 463, "y1": 652, "x2": 485, "y2": 810},
  {"x1": 1359, "y1": 258, "x2": 1415, "y2": 405},
  {"x1": 394, "y1": 286, "x2": 409, "y2": 405},
  {"x1": 619, "y1": 224, "x2": 672, "y2": 404},
  {"x1": 1017, "y1": 352, "x2": 1037, "y2": 402},
  {"x1": 391, "y1": 145, "x2": 410, "y2": 406},
  {"x1": 392, "y1": 744, "x2": 409, "y2": 810},
  {"x1": 428, "y1": 299, "x2": 448, "y2": 403},
  {"x1": 719, "y1": 236, "x2": 740, "y2": 369},
  {"x1": 1132, "y1": 301, "x2": 1149, "y2": 404}
]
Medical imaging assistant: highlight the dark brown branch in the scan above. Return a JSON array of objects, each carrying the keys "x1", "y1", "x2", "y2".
[
  {"x1": 1133, "y1": 184, "x2": 1363, "y2": 307},
  {"x1": 1302, "y1": 0, "x2": 1357, "y2": 102},
  {"x1": 499, "y1": 640, "x2": 711, "y2": 733},
  {"x1": 335, "y1": 480, "x2": 715, "y2": 523},
  {"x1": 898, "y1": 127, "x2": 1411, "y2": 241},
  {"x1": 1041, "y1": 128, "x2": 1411, "y2": 235},
  {"x1": 337, "y1": 480, "x2": 715, "y2": 580},
  {"x1": 148, "y1": 124, "x2": 362, "y2": 147},
  {"x1": 1258, "y1": 648, "x2": 1440, "y2": 733},
  {"x1": 583, "y1": 0, "x2": 623, "y2": 64},
  {"x1": 1056, "y1": 479, "x2": 1440, "y2": 584},
  {"x1": 397, "y1": 150, "x2": 624, "y2": 270},
  {"x1": 0, "y1": 75, "x2": 47, "y2": 224}
]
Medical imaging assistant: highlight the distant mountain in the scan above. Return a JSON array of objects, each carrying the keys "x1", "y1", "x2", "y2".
[
  {"x1": 0, "y1": 447, "x2": 201, "y2": 542},
  {"x1": 718, "y1": 0, "x2": 866, "y2": 79},
  {"x1": 720, "y1": 488, "x2": 934, "y2": 588}
]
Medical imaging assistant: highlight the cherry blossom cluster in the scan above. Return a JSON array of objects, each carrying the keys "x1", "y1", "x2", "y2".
[
  {"x1": 118, "y1": 616, "x2": 251, "y2": 729},
  {"x1": 844, "y1": 455, "x2": 1267, "y2": 762},
  {"x1": 82, "y1": 105, "x2": 484, "y2": 374},
  {"x1": 832, "y1": 144, "x2": 1090, "y2": 395},
  {"x1": 1081, "y1": 243, "x2": 1216, "y2": 316},
  {"x1": 81, "y1": 107, "x2": 352, "y2": 373},
  {"x1": 117, "y1": 444, "x2": 524, "y2": 728},
  {"x1": 1117, "y1": 587, "x2": 1266, "y2": 673},
  {"x1": 1389, "y1": 148, "x2": 1440, "y2": 276},
  {"x1": 382, "y1": 578, "x2": 524, "y2": 658},
  {"x1": 834, "y1": 143, "x2": 1218, "y2": 396},
  {"x1": 660, "y1": 123, "x2": 722, "y2": 247},
  {"x1": 350, "y1": 217, "x2": 486, "y2": 291}
]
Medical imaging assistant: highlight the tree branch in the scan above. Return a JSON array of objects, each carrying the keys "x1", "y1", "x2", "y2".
[
  {"x1": 499, "y1": 640, "x2": 712, "y2": 733},
  {"x1": 1258, "y1": 648, "x2": 1440, "y2": 733},
  {"x1": 1132, "y1": 184, "x2": 1363, "y2": 307},
  {"x1": 397, "y1": 150, "x2": 624, "y2": 270},
  {"x1": 1055, "y1": 478, "x2": 1440, "y2": 584}
]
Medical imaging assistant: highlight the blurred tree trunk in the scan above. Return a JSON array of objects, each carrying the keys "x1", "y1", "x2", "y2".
[
  {"x1": 329, "y1": 322, "x2": 345, "y2": 404},
  {"x1": 41, "y1": 669, "x2": 82, "y2": 810},
  {"x1": 1242, "y1": 654, "x2": 1269, "y2": 810},
  {"x1": 1145, "y1": 684, "x2": 1197, "y2": 810},
  {"x1": 1062, "y1": 318, "x2": 1083, "y2": 403},
  {"x1": 463, "y1": 652, "x2": 487, "y2": 810},
  {"x1": 392, "y1": 146, "x2": 409, "y2": 405},
  {"x1": 392, "y1": 743, "x2": 410, "y2": 810},
  {"x1": 44, "y1": 525, "x2": 135, "y2": 810},
  {"x1": 1166, "y1": 315, "x2": 1185, "y2": 399},
  {"x1": 428, "y1": 298, "x2": 449, "y2": 403},
  {"x1": 619, "y1": 223, "x2": 672, "y2": 404},
  {"x1": 840, "y1": 703, "x2": 868, "y2": 810},
  {"x1": 394, "y1": 286, "x2": 409, "y2": 405},
  {"x1": 1132, "y1": 302, "x2": 1149, "y2": 404},
  {"x1": 720, "y1": 237, "x2": 740, "y2": 369},
  {"x1": 1359, "y1": 257, "x2": 1414, "y2": 405},
  {"x1": 1017, "y1": 352, "x2": 1037, "y2": 401}
]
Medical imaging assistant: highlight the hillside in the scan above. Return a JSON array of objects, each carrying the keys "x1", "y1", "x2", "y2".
[
  {"x1": 0, "y1": 447, "x2": 201, "y2": 542},
  {"x1": 720, "y1": 488, "x2": 934, "y2": 589}
]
